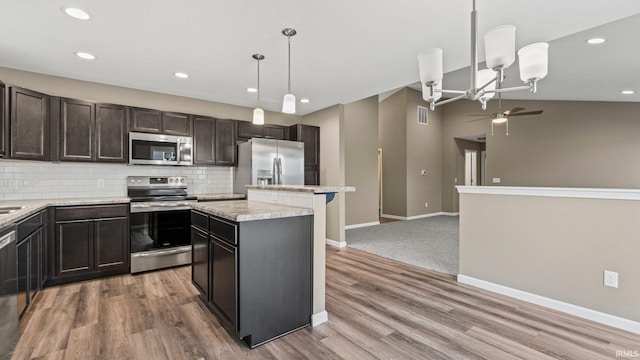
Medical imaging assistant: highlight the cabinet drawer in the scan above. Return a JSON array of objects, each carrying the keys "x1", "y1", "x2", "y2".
[
  {"x1": 191, "y1": 211, "x2": 208, "y2": 231},
  {"x1": 55, "y1": 204, "x2": 128, "y2": 221},
  {"x1": 209, "y1": 216, "x2": 237, "y2": 245},
  {"x1": 17, "y1": 210, "x2": 45, "y2": 242}
]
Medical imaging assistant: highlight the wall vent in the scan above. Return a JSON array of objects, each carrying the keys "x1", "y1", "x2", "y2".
[{"x1": 417, "y1": 106, "x2": 428, "y2": 125}]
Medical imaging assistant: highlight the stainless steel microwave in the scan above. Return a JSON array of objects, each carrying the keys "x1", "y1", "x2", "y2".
[{"x1": 129, "y1": 132, "x2": 193, "y2": 166}]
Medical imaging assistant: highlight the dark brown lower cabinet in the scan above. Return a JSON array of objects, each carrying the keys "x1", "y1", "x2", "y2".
[
  {"x1": 16, "y1": 210, "x2": 47, "y2": 318},
  {"x1": 192, "y1": 212, "x2": 312, "y2": 348},
  {"x1": 49, "y1": 204, "x2": 129, "y2": 286},
  {"x1": 191, "y1": 223, "x2": 209, "y2": 298}
]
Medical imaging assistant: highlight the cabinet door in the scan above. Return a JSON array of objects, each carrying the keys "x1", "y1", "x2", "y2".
[
  {"x1": 162, "y1": 112, "x2": 192, "y2": 136},
  {"x1": 94, "y1": 217, "x2": 128, "y2": 271},
  {"x1": 193, "y1": 116, "x2": 215, "y2": 165},
  {"x1": 130, "y1": 107, "x2": 162, "y2": 133},
  {"x1": 96, "y1": 103, "x2": 127, "y2": 162},
  {"x1": 55, "y1": 221, "x2": 93, "y2": 277},
  {"x1": 263, "y1": 125, "x2": 286, "y2": 140},
  {"x1": 304, "y1": 165, "x2": 320, "y2": 186},
  {"x1": 215, "y1": 119, "x2": 236, "y2": 165},
  {"x1": 236, "y1": 121, "x2": 263, "y2": 139},
  {"x1": 210, "y1": 237, "x2": 237, "y2": 331},
  {"x1": 10, "y1": 87, "x2": 50, "y2": 160},
  {"x1": 191, "y1": 225, "x2": 209, "y2": 298},
  {"x1": 0, "y1": 82, "x2": 6, "y2": 157},
  {"x1": 60, "y1": 98, "x2": 94, "y2": 161},
  {"x1": 16, "y1": 238, "x2": 29, "y2": 317},
  {"x1": 29, "y1": 230, "x2": 41, "y2": 300}
]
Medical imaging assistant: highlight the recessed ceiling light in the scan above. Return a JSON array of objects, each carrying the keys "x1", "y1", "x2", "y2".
[
  {"x1": 586, "y1": 38, "x2": 606, "y2": 44},
  {"x1": 62, "y1": 7, "x2": 91, "y2": 20},
  {"x1": 246, "y1": 87, "x2": 258, "y2": 93},
  {"x1": 75, "y1": 52, "x2": 96, "y2": 60},
  {"x1": 300, "y1": 98, "x2": 310, "y2": 103},
  {"x1": 621, "y1": 90, "x2": 635, "y2": 95},
  {"x1": 173, "y1": 72, "x2": 189, "y2": 79}
]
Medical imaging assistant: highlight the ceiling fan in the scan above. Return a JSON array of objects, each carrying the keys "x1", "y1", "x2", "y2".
[{"x1": 466, "y1": 107, "x2": 543, "y2": 135}]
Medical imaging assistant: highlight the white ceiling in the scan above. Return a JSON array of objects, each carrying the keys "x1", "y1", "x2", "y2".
[{"x1": 1, "y1": 1, "x2": 639, "y2": 115}]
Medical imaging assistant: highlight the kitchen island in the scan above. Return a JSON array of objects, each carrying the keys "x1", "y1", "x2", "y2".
[
  {"x1": 189, "y1": 200, "x2": 314, "y2": 348},
  {"x1": 245, "y1": 185, "x2": 355, "y2": 326}
]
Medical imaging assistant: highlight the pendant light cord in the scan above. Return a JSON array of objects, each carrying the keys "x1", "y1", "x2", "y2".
[
  {"x1": 257, "y1": 59, "x2": 261, "y2": 107},
  {"x1": 287, "y1": 35, "x2": 292, "y2": 94}
]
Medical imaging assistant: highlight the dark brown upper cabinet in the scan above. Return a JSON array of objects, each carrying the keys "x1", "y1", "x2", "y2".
[
  {"x1": 96, "y1": 103, "x2": 127, "y2": 162},
  {"x1": 193, "y1": 116, "x2": 216, "y2": 165},
  {"x1": 236, "y1": 121, "x2": 263, "y2": 139},
  {"x1": 0, "y1": 82, "x2": 7, "y2": 157},
  {"x1": 60, "y1": 98, "x2": 94, "y2": 161},
  {"x1": 215, "y1": 119, "x2": 236, "y2": 165},
  {"x1": 237, "y1": 121, "x2": 287, "y2": 141},
  {"x1": 289, "y1": 124, "x2": 320, "y2": 185},
  {"x1": 162, "y1": 112, "x2": 192, "y2": 136},
  {"x1": 193, "y1": 116, "x2": 236, "y2": 166},
  {"x1": 263, "y1": 125, "x2": 287, "y2": 140},
  {"x1": 130, "y1": 107, "x2": 192, "y2": 136},
  {"x1": 59, "y1": 99, "x2": 128, "y2": 163},
  {"x1": 10, "y1": 87, "x2": 50, "y2": 160}
]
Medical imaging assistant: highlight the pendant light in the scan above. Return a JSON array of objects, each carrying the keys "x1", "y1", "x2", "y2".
[
  {"x1": 252, "y1": 54, "x2": 265, "y2": 125},
  {"x1": 281, "y1": 28, "x2": 297, "y2": 114}
]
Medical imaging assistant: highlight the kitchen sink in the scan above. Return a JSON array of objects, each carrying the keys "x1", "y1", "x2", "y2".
[{"x1": 0, "y1": 205, "x2": 29, "y2": 215}]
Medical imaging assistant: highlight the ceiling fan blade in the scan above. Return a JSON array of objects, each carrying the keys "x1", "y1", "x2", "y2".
[
  {"x1": 503, "y1": 107, "x2": 526, "y2": 115},
  {"x1": 508, "y1": 110, "x2": 543, "y2": 117},
  {"x1": 465, "y1": 117, "x2": 491, "y2": 123}
]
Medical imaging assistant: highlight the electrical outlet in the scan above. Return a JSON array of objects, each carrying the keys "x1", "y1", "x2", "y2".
[
  {"x1": 604, "y1": 270, "x2": 618, "y2": 288},
  {"x1": 97, "y1": 179, "x2": 105, "y2": 188},
  {"x1": 492, "y1": 177, "x2": 501, "y2": 184},
  {"x1": 270, "y1": 192, "x2": 278, "y2": 202},
  {"x1": 425, "y1": 202, "x2": 428, "y2": 208}
]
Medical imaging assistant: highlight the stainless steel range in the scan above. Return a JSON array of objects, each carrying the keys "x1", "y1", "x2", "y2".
[{"x1": 128, "y1": 176, "x2": 196, "y2": 273}]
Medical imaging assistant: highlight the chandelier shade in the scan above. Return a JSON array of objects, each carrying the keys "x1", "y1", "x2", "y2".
[
  {"x1": 484, "y1": 25, "x2": 516, "y2": 70},
  {"x1": 477, "y1": 69, "x2": 496, "y2": 101},
  {"x1": 518, "y1": 42, "x2": 549, "y2": 82},
  {"x1": 418, "y1": 48, "x2": 443, "y2": 85}
]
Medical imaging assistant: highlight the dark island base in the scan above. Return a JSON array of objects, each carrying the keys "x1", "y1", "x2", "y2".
[{"x1": 191, "y1": 211, "x2": 314, "y2": 348}]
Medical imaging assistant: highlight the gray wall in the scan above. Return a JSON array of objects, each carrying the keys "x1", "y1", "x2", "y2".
[
  {"x1": 344, "y1": 96, "x2": 379, "y2": 226},
  {"x1": 459, "y1": 192, "x2": 640, "y2": 322},
  {"x1": 302, "y1": 105, "x2": 345, "y2": 242},
  {"x1": 406, "y1": 88, "x2": 442, "y2": 216},
  {"x1": 441, "y1": 99, "x2": 640, "y2": 212},
  {"x1": 379, "y1": 90, "x2": 407, "y2": 216}
]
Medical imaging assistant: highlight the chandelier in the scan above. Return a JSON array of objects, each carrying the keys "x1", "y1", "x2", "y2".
[{"x1": 418, "y1": 0, "x2": 549, "y2": 111}]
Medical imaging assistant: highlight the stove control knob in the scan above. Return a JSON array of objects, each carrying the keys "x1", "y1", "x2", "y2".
[
  {"x1": 137, "y1": 179, "x2": 141, "y2": 183},
  {"x1": 130, "y1": 179, "x2": 135, "y2": 183},
  {"x1": 180, "y1": 178, "x2": 185, "y2": 183},
  {"x1": 169, "y1": 178, "x2": 174, "y2": 183}
]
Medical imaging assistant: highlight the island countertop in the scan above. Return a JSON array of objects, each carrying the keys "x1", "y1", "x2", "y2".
[
  {"x1": 245, "y1": 185, "x2": 355, "y2": 193},
  {"x1": 190, "y1": 200, "x2": 313, "y2": 222}
]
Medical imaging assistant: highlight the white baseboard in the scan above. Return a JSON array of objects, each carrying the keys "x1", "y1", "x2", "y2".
[
  {"x1": 457, "y1": 275, "x2": 640, "y2": 335},
  {"x1": 326, "y1": 238, "x2": 347, "y2": 248},
  {"x1": 345, "y1": 221, "x2": 380, "y2": 230},
  {"x1": 311, "y1": 311, "x2": 328, "y2": 326},
  {"x1": 380, "y1": 212, "x2": 460, "y2": 221}
]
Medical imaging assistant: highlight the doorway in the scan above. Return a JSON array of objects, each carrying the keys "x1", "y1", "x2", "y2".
[{"x1": 464, "y1": 149, "x2": 477, "y2": 186}]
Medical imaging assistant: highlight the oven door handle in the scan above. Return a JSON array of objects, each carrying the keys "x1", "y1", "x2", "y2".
[{"x1": 132, "y1": 248, "x2": 191, "y2": 257}]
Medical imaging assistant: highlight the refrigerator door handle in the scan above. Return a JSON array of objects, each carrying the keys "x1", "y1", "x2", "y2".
[{"x1": 274, "y1": 158, "x2": 282, "y2": 184}]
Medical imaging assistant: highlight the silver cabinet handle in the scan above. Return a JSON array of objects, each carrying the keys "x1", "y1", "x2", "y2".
[{"x1": 133, "y1": 248, "x2": 190, "y2": 257}]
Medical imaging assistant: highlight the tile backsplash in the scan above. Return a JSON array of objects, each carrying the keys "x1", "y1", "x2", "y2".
[{"x1": 0, "y1": 160, "x2": 233, "y2": 200}]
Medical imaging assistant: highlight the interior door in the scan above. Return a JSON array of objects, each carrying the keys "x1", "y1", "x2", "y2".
[{"x1": 464, "y1": 149, "x2": 477, "y2": 186}]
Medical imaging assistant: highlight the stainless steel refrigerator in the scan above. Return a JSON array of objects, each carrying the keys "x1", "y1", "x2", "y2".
[{"x1": 234, "y1": 139, "x2": 305, "y2": 194}]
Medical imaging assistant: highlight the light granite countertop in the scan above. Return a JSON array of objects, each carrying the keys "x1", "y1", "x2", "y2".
[
  {"x1": 192, "y1": 193, "x2": 246, "y2": 201},
  {"x1": 191, "y1": 200, "x2": 313, "y2": 222},
  {"x1": 245, "y1": 185, "x2": 356, "y2": 193},
  {"x1": 0, "y1": 197, "x2": 131, "y2": 229}
]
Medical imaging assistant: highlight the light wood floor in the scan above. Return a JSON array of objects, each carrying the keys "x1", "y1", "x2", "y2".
[{"x1": 14, "y1": 246, "x2": 639, "y2": 359}]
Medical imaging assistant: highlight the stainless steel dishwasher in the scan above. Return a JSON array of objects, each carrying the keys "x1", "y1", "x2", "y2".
[{"x1": 0, "y1": 228, "x2": 18, "y2": 359}]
